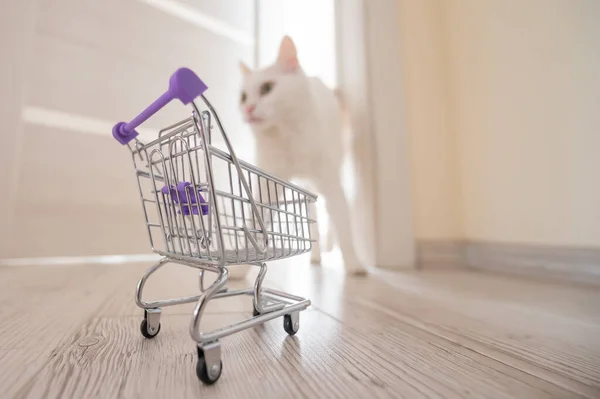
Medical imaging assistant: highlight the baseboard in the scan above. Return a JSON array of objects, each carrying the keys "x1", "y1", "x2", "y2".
[
  {"x1": 417, "y1": 239, "x2": 600, "y2": 285},
  {"x1": 465, "y1": 241, "x2": 600, "y2": 285},
  {"x1": 416, "y1": 240, "x2": 466, "y2": 269}
]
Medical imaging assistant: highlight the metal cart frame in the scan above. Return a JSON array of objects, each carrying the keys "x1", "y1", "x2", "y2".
[{"x1": 112, "y1": 68, "x2": 316, "y2": 384}]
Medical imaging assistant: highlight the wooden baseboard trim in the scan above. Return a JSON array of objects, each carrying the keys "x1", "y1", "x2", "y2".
[
  {"x1": 417, "y1": 239, "x2": 600, "y2": 284},
  {"x1": 466, "y1": 241, "x2": 600, "y2": 285},
  {"x1": 416, "y1": 240, "x2": 466, "y2": 269}
]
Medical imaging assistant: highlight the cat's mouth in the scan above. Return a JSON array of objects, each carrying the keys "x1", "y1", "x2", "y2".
[{"x1": 247, "y1": 116, "x2": 264, "y2": 124}]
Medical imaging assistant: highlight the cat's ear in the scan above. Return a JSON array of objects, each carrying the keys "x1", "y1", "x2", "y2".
[
  {"x1": 276, "y1": 36, "x2": 299, "y2": 72},
  {"x1": 239, "y1": 61, "x2": 251, "y2": 76}
]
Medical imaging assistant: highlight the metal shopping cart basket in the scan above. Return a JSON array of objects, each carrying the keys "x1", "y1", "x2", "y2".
[{"x1": 112, "y1": 68, "x2": 316, "y2": 384}]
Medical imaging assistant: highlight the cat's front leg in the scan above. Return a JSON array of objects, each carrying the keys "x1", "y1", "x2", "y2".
[
  {"x1": 323, "y1": 223, "x2": 335, "y2": 252},
  {"x1": 317, "y1": 177, "x2": 367, "y2": 276},
  {"x1": 309, "y1": 201, "x2": 321, "y2": 265}
]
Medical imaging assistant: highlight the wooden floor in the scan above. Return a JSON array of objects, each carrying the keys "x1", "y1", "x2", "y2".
[{"x1": 1, "y1": 258, "x2": 599, "y2": 398}]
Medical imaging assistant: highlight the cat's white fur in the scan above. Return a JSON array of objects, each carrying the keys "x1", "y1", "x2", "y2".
[{"x1": 228, "y1": 36, "x2": 367, "y2": 279}]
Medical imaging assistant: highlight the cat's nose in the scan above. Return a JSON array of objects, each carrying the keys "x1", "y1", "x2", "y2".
[{"x1": 245, "y1": 105, "x2": 256, "y2": 115}]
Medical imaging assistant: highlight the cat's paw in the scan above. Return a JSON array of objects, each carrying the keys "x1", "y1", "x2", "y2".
[
  {"x1": 310, "y1": 254, "x2": 322, "y2": 265},
  {"x1": 323, "y1": 228, "x2": 335, "y2": 252},
  {"x1": 345, "y1": 263, "x2": 368, "y2": 276}
]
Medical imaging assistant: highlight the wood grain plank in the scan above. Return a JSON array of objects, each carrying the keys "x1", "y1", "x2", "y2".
[
  {"x1": 264, "y1": 262, "x2": 600, "y2": 397},
  {"x1": 2, "y1": 262, "x2": 599, "y2": 398},
  {"x1": 14, "y1": 312, "x2": 392, "y2": 399},
  {"x1": 14, "y1": 308, "x2": 578, "y2": 399},
  {"x1": 0, "y1": 265, "x2": 140, "y2": 398}
]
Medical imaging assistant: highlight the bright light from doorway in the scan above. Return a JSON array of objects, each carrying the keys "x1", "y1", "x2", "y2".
[{"x1": 257, "y1": 0, "x2": 337, "y2": 88}]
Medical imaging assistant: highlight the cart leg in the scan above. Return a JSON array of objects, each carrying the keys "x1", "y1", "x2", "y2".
[
  {"x1": 252, "y1": 263, "x2": 267, "y2": 316},
  {"x1": 200, "y1": 270, "x2": 229, "y2": 294},
  {"x1": 190, "y1": 268, "x2": 227, "y2": 384},
  {"x1": 199, "y1": 270, "x2": 205, "y2": 292},
  {"x1": 252, "y1": 263, "x2": 285, "y2": 316},
  {"x1": 137, "y1": 258, "x2": 218, "y2": 339},
  {"x1": 190, "y1": 267, "x2": 228, "y2": 343},
  {"x1": 135, "y1": 257, "x2": 170, "y2": 309},
  {"x1": 136, "y1": 258, "x2": 170, "y2": 339}
]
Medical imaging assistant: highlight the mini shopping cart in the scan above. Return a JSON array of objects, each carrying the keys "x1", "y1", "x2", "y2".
[{"x1": 112, "y1": 68, "x2": 316, "y2": 384}]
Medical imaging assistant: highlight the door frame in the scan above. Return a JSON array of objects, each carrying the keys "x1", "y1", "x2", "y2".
[{"x1": 335, "y1": 0, "x2": 415, "y2": 269}]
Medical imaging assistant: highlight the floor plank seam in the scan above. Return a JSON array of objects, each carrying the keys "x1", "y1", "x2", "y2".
[
  {"x1": 353, "y1": 296, "x2": 600, "y2": 398},
  {"x1": 4, "y1": 264, "x2": 599, "y2": 398}
]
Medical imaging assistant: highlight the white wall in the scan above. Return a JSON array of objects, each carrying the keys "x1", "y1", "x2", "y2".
[
  {"x1": 0, "y1": 0, "x2": 39, "y2": 257},
  {"x1": 2, "y1": 0, "x2": 255, "y2": 258},
  {"x1": 397, "y1": 0, "x2": 462, "y2": 241},
  {"x1": 403, "y1": 0, "x2": 600, "y2": 248},
  {"x1": 444, "y1": 0, "x2": 600, "y2": 247}
]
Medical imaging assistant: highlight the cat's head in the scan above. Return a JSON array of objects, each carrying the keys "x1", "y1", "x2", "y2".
[{"x1": 239, "y1": 36, "x2": 306, "y2": 130}]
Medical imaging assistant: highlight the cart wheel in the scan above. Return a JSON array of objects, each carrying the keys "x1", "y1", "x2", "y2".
[
  {"x1": 140, "y1": 308, "x2": 161, "y2": 339},
  {"x1": 253, "y1": 308, "x2": 260, "y2": 317},
  {"x1": 283, "y1": 313, "x2": 299, "y2": 336},
  {"x1": 196, "y1": 346, "x2": 222, "y2": 385},
  {"x1": 140, "y1": 319, "x2": 161, "y2": 338}
]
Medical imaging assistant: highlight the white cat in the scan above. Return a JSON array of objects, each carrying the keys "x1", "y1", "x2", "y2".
[{"x1": 228, "y1": 36, "x2": 367, "y2": 279}]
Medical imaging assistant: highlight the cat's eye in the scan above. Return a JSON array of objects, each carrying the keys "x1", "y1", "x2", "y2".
[
  {"x1": 260, "y1": 81, "x2": 274, "y2": 96},
  {"x1": 240, "y1": 91, "x2": 247, "y2": 104}
]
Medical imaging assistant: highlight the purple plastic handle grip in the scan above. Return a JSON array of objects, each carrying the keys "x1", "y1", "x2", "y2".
[{"x1": 113, "y1": 68, "x2": 208, "y2": 144}]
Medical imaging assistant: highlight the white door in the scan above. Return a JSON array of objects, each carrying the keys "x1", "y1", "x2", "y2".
[{"x1": 2, "y1": 0, "x2": 256, "y2": 259}]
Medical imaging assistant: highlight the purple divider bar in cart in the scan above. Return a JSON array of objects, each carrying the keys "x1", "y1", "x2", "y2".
[
  {"x1": 113, "y1": 68, "x2": 208, "y2": 144},
  {"x1": 162, "y1": 182, "x2": 209, "y2": 216}
]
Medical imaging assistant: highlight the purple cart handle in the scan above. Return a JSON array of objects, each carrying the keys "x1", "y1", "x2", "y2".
[{"x1": 113, "y1": 68, "x2": 208, "y2": 144}]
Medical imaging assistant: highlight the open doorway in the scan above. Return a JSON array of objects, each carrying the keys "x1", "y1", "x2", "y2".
[{"x1": 257, "y1": 0, "x2": 337, "y2": 87}]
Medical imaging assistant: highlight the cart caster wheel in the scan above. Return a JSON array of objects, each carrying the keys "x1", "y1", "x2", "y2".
[
  {"x1": 140, "y1": 308, "x2": 161, "y2": 339},
  {"x1": 196, "y1": 343, "x2": 222, "y2": 385},
  {"x1": 140, "y1": 319, "x2": 161, "y2": 338},
  {"x1": 283, "y1": 312, "x2": 300, "y2": 336}
]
